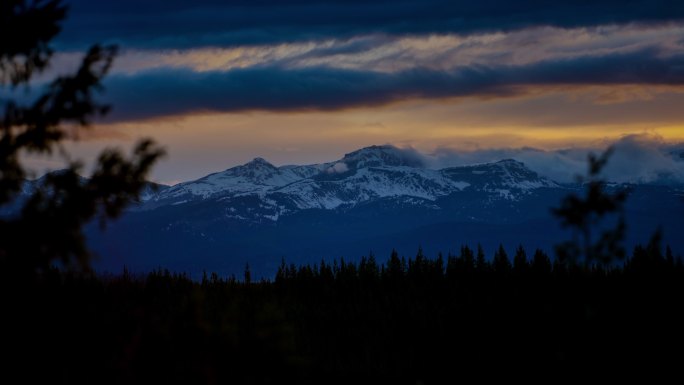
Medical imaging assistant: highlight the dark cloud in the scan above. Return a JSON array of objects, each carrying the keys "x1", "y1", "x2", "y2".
[
  {"x1": 58, "y1": 0, "x2": 684, "y2": 49},
  {"x1": 100, "y1": 49, "x2": 684, "y2": 121}
]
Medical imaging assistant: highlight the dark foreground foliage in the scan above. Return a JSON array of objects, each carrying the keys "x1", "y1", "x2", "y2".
[{"x1": 2, "y1": 243, "x2": 683, "y2": 384}]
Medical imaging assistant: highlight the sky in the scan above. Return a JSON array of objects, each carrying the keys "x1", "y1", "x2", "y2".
[{"x1": 18, "y1": 1, "x2": 684, "y2": 184}]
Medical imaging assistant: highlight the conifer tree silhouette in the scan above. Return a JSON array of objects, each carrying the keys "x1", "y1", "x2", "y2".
[
  {"x1": 0, "y1": 1, "x2": 164, "y2": 276},
  {"x1": 553, "y1": 149, "x2": 627, "y2": 267}
]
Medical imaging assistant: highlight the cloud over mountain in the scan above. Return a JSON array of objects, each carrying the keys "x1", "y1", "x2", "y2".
[{"x1": 405, "y1": 134, "x2": 684, "y2": 184}]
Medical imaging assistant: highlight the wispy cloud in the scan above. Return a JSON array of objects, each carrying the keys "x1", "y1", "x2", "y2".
[
  {"x1": 33, "y1": 9, "x2": 684, "y2": 123},
  {"x1": 97, "y1": 48, "x2": 684, "y2": 121},
  {"x1": 49, "y1": 25, "x2": 684, "y2": 75}
]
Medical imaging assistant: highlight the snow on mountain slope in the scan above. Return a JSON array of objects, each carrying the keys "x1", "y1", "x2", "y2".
[
  {"x1": 139, "y1": 145, "x2": 559, "y2": 220},
  {"x1": 442, "y1": 159, "x2": 558, "y2": 193},
  {"x1": 138, "y1": 182, "x2": 170, "y2": 202},
  {"x1": 155, "y1": 157, "x2": 322, "y2": 200},
  {"x1": 275, "y1": 166, "x2": 469, "y2": 210},
  {"x1": 266, "y1": 157, "x2": 553, "y2": 211}
]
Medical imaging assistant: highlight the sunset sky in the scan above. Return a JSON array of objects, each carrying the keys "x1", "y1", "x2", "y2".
[{"x1": 22, "y1": 0, "x2": 684, "y2": 184}]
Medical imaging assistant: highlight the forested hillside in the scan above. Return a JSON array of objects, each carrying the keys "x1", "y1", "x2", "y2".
[{"x1": 3, "y1": 243, "x2": 683, "y2": 383}]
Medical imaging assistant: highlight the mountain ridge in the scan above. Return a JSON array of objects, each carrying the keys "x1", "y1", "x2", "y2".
[
  {"x1": 75, "y1": 145, "x2": 684, "y2": 276},
  {"x1": 138, "y1": 145, "x2": 559, "y2": 221}
]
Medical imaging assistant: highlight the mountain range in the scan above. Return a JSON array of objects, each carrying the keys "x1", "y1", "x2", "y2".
[
  {"x1": 20, "y1": 145, "x2": 684, "y2": 277},
  {"x1": 140, "y1": 145, "x2": 556, "y2": 219}
]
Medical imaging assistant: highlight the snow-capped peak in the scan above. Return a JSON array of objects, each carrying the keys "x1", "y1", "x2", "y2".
[
  {"x1": 340, "y1": 145, "x2": 424, "y2": 169},
  {"x1": 154, "y1": 157, "x2": 302, "y2": 200},
  {"x1": 442, "y1": 158, "x2": 558, "y2": 193},
  {"x1": 146, "y1": 145, "x2": 560, "y2": 214},
  {"x1": 495, "y1": 159, "x2": 524, "y2": 166},
  {"x1": 246, "y1": 157, "x2": 276, "y2": 168},
  {"x1": 492, "y1": 159, "x2": 552, "y2": 185},
  {"x1": 230, "y1": 157, "x2": 278, "y2": 177}
]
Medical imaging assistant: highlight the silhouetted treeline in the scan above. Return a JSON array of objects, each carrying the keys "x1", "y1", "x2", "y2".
[{"x1": 2, "y1": 242, "x2": 684, "y2": 384}]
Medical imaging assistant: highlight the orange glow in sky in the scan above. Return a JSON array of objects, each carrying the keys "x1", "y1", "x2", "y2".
[{"x1": 30, "y1": 84, "x2": 682, "y2": 184}]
